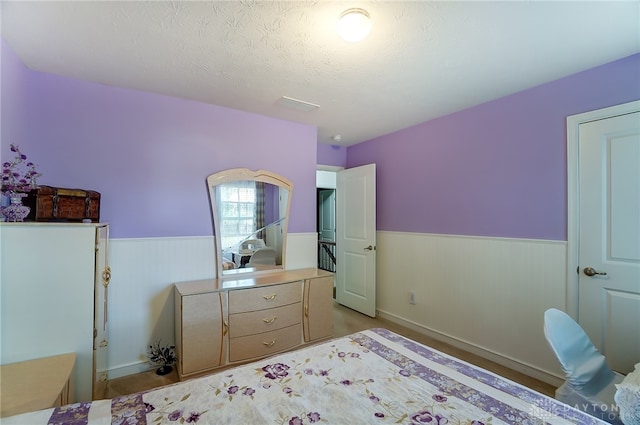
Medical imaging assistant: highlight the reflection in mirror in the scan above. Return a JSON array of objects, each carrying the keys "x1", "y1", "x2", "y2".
[{"x1": 207, "y1": 169, "x2": 292, "y2": 279}]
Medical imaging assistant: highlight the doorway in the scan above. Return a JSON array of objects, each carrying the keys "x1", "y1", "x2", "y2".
[
  {"x1": 317, "y1": 188, "x2": 336, "y2": 273},
  {"x1": 316, "y1": 164, "x2": 377, "y2": 317},
  {"x1": 316, "y1": 168, "x2": 339, "y2": 274}
]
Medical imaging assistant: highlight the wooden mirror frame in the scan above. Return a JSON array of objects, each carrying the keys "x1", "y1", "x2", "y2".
[{"x1": 207, "y1": 168, "x2": 293, "y2": 280}]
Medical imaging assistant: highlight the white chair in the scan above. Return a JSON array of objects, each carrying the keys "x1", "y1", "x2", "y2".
[
  {"x1": 247, "y1": 247, "x2": 276, "y2": 266},
  {"x1": 240, "y1": 238, "x2": 266, "y2": 253},
  {"x1": 544, "y1": 308, "x2": 625, "y2": 424}
]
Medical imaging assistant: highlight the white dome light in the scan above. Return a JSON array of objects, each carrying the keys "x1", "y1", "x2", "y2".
[{"x1": 337, "y1": 8, "x2": 371, "y2": 43}]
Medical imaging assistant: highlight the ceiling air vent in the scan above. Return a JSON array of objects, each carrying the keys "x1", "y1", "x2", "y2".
[{"x1": 276, "y1": 96, "x2": 320, "y2": 112}]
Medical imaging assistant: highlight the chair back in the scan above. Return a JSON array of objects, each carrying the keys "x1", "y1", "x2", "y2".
[
  {"x1": 241, "y1": 239, "x2": 266, "y2": 251},
  {"x1": 248, "y1": 247, "x2": 276, "y2": 265},
  {"x1": 543, "y1": 308, "x2": 614, "y2": 388}
]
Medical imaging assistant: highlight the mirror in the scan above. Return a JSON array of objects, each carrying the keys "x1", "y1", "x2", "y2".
[{"x1": 207, "y1": 168, "x2": 292, "y2": 279}]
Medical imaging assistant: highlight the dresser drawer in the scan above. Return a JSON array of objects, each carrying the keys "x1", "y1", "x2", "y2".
[
  {"x1": 228, "y1": 281, "x2": 302, "y2": 314},
  {"x1": 229, "y1": 324, "x2": 302, "y2": 362},
  {"x1": 229, "y1": 302, "x2": 302, "y2": 338}
]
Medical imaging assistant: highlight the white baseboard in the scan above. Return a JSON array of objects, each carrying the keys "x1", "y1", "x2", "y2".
[{"x1": 108, "y1": 360, "x2": 156, "y2": 380}]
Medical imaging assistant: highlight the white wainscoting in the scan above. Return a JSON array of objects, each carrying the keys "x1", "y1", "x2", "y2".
[
  {"x1": 107, "y1": 233, "x2": 317, "y2": 379},
  {"x1": 375, "y1": 231, "x2": 567, "y2": 385},
  {"x1": 285, "y1": 232, "x2": 318, "y2": 269},
  {"x1": 107, "y1": 231, "x2": 564, "y2": 384}
]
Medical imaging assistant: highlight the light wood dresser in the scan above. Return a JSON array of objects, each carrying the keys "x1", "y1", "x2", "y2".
[
  {"x1": 174, "y1": 268, "x2": 334, "y2": 380},
  {"x1": 0, "y1": 353, "x2": 76, "y2": 418}
]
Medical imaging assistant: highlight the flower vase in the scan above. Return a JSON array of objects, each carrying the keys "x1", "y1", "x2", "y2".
[
  {"x1": 156, "y1": 365, "x2": 173, "y2": 376},
  {"x1": 2, "y1": 192, "x2": 30, "y2": 222}
]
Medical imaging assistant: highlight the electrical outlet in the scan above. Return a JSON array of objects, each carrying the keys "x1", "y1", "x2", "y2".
[{"x1": 409, "y1": 291, "x2": 416, "y2": 305}]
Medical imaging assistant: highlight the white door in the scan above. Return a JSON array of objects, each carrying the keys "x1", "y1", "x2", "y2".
[
  {"x1": 318, "y1": 189, "x2": 335, "y2": 242},
  {"x1": 336, "y1": 163, "x2": 376, "y2": 317},
  {"x1": 577, "y1": 110, "x2": 640, "y2": 374}
]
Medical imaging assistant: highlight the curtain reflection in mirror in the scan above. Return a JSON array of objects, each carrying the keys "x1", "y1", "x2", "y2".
[{"x1": 256, "y1": 182, "x2": 265, "y2": 241}]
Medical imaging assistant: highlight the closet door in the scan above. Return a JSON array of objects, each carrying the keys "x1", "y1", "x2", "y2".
[{"x1": 93, "y1": 225, "x2": 110, "y2": 399}]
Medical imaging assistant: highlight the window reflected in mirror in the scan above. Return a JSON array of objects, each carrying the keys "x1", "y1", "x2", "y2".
[{"x1": 207, "y1": 169, "x2": 292, "y2": 279}]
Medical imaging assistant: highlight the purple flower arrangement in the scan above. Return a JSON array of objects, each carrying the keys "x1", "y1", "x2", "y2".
[
  {"x1": 146, "y1": 339, "x2": 177, "y2": 375},
  {"x1": 2, "y1": 144, "x2": 41, "y2": 195}
]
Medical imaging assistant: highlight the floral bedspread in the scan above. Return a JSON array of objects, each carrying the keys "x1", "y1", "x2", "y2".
[{"x1": 3, "y1": 328, "x2": 608, "y2": 425}]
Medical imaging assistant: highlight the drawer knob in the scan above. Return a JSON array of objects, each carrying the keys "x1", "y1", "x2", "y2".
[
  {"x1": 263, "y1": 316, "x2": 277, "y2": 324},
  {"x1": 263, "y1": 294, "x2": 277, "y2": 301},
  {"x1": 263, "y1": 340, "x2": 277, "y2": 347}
]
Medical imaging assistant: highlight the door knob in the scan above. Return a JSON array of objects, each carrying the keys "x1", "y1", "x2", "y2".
[
  {"x1": 364, "y1": 245, "x2": 375, "y2": 251},
  {"x1": 584, "y1": 267, "x2": 607, "y2": 277}
]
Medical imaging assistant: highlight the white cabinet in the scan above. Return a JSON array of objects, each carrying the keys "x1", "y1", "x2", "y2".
[
  {"x1": 0, "y1": 223, "x2": 110, "y2": 402},
  {"x1": 174, "y1": 268, "x2": 333, "y2": 380}
]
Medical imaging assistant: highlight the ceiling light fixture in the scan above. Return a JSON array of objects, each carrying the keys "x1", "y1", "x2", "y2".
[{"x1": 337, "y1": 8, "x2": 371, "y2": 43}]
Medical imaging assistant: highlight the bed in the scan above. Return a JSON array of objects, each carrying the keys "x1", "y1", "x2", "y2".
[{"x1": 3, "y1": 328, "x2": 609, "y2": 424}]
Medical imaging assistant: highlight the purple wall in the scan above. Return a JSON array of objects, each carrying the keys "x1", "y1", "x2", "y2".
[
  {"x1": 1, "y1": 40, "x2": 317, "y2": 238},
  {"x1": 348, "y1": 53, "x2": 640, "y2": 241},
  {"x1": 0, "y1": 40, "x2": 30, "y2": 153},
  {"x1": 317, "y1": 143, "x2": 347, "y2": 168},
  {"x1": 4, "y1": 37, "x2": 638, "y2": 241}
]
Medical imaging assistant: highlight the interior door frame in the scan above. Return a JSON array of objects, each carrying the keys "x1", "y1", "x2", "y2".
[
  {"x1": 566, "y1": 100, "x2": 640, "y2": 319},
  {"x1": 316, "y1": 164, "x2": 343, "y2": 272}
]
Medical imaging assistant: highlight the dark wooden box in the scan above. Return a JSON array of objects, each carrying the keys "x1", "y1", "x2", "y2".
[{"x1": 23, "y1": 185, "x2": 101, "y2": 222}]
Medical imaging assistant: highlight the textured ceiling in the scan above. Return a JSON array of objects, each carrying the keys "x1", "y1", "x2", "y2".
[{"x1": 2, "y1": 1, "x2": 639, "y2": 146}]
